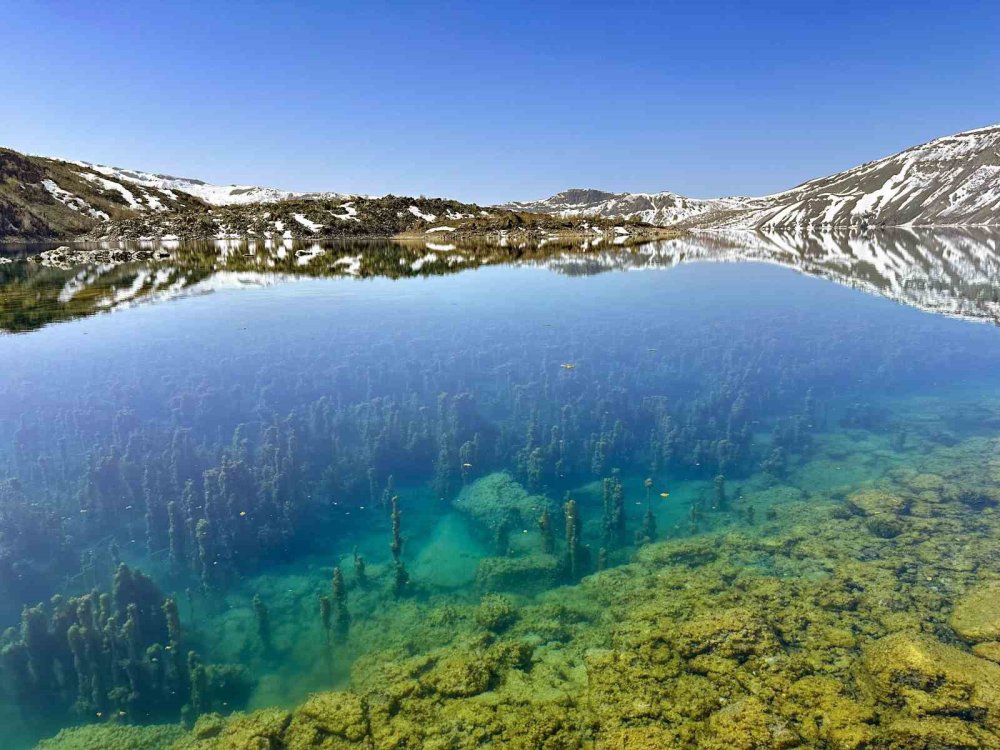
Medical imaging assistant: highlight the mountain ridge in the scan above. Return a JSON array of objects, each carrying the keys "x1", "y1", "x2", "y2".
[
  {"x1": 507, "y1": 124, "x2": 1000, "y2": 230},
  {"x1": 3, "y1": 123, "x2": 1000, "y2": 240},
  {"x1": 501, "y1": 188, "x2": 756, "y2": 227},
  {"x1": 1, "y1": 150, "x2": 667, "y2": 242}
]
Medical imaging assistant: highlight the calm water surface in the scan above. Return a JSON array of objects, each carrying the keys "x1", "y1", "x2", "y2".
[{"x1": 2, "y1": 231, "x2": 999, "y2": 749}]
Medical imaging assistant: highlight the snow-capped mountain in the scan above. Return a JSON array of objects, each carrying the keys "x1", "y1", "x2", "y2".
[
  {"x1": 714, "y1": 125, "x2": 1000, "y2": 229},
  {"x1": 5, "y1": 122, "x2": 1000, "y2": 241},
  {"x1": 501, "y1": 188, "x2": 754, "y2": 226},
  {"x1": 510, "y1": 125, "x2": 1000, "y2": 230},
  {"x1": 72, "y1": 161, "x2": 349, "y2": 206}
]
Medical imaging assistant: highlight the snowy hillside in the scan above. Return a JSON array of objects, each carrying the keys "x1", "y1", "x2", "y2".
[
  {"x1": 710, "y1": 125, "x2": 1000, "y2": 229},
  {"x1": 5, "y1": 122, "x2": 1000, "y2": 240},
  {"x1": 1, "y1": 148, "x2": 206, "y2": 240},
  {"x1": 511, "y1": 125, "x2": 1000, "y2": 229},
  {"x1": 502, "y1": 188, "x2": 754, "y2": 226},
  {"x1": 73, "y1": 161, "x2": 349, "y2": 206}
]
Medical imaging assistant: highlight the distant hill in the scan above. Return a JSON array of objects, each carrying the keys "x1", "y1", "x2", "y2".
[
  {"x1": 500, "y1": 188, "x2": 754, "y2": 227},
  {"x1": 506, "y1": 124, "x2": 1000, "y2": 229}
]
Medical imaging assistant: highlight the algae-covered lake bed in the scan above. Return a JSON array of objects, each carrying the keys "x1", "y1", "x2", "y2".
[{"x1": 2, "y1": 232, "x2": 1000, "y2": 749}]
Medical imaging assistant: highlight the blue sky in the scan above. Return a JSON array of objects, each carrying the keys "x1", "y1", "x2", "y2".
[{"x1": 2, "y1": 1, "x2": 999, "y2": 204}]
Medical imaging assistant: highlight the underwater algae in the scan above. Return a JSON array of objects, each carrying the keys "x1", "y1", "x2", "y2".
[
  {"x1": 30, "y1": 424, "x2": 1000, "y2": 750},
  {"x1": 2, "y1": 260, "x2": 1000, "y2": 749}
]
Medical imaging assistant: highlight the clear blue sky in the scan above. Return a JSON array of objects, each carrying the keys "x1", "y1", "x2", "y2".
[{"x1": 2, "y1": 1, "x2": 999, "y2": 204}]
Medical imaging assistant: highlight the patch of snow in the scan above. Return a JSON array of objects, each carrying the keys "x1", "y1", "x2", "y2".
[
  {"x1": 331, "y1": 202, "x2": 359, "y2": 221},
  {"x1": 294, "y1": 213, "x2": 324, "y2": 232},
  {"x1": 41, "y1": 179, "x2": 110, "y2": 220},
  {"x1": 408, "y1": 205, "x2": 437, "y2": 222},
  {"x1": 72, "y1": 161, "x2": 349, "y2": 207},
  {"x1": 77, "y1": 172, "x2": 143, "y2": 209},
  {"x1": 145, "y1": 193, "x2": 167, "y2": 211}
]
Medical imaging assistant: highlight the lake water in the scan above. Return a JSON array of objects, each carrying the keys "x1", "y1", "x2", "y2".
[{"x1": 2, "y1": 230, "x2": 1000, "y2": 750}]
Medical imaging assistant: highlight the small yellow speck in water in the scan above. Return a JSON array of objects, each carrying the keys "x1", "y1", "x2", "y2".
[
  {"x1": 239, "y1": 511, "x2": 247, "y2": 517},
  {"x1": 462, "y1": 462, "x2": 473, "y2": 468},
  {"x1": 560, "y1": 363, "x2": 576, "y2": 370},
  {"x1": 659, "y1": 492, "x2": 670, "y2": 498}
]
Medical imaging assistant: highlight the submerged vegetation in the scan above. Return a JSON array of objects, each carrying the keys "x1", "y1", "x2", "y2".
[
  {"x1": 23, "y1": 432, "x2": 1000, "y2": 748},
  {"x1": 0, "y1": 246, "x2": 999, "y2": 748}
]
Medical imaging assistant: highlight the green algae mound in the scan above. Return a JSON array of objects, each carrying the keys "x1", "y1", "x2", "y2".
[
  {"x1": 475, "y1": 553, "x2": 561, "y2": 594},
  {"x1": 975, "y1": 643, "x2": 1000, "y2": 665},
  {"x1": 35, "y1": 724, "x2": 185, "y2": 750},
  {"x1": 173, "y1": 709, "x2": 292, "y2": 750},
  {"x1": 846, "y1": 488, "x2": 910, "y2": 517},
  {"x1": 859, "y1": 632, "x2": 1000, "y2": 737},
  {"x1": 952, "y1": 583, "x2": 1000, "y2": 643},
  {"x1": 474, "y1": 594, "x2": 519, "y2": 632},
  {"x1": 453, "y1": 472, "x2": 547, "y2": 532}
]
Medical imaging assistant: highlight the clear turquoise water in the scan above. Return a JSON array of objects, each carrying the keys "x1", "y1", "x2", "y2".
[{"x1": 2, "y1": 237, "x2": 1000, "y2": 748}]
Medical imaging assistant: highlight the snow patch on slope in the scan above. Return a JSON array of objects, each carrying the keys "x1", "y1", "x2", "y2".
[
  {"x1": 73, "y1": 161, "x2": 349, "y2": 207},
  {"x1": 408, "y1": 205, "x2": 437, "y2": 222},
  {"x1": 293, "y1": 213, "x2": 323, "y2": 232},
  {"x1": 77, "y1": 173, "x2": 143, "y2": 209},
  {"x1": 42, "y1": 179, "x2": 110, "y2": 220}
]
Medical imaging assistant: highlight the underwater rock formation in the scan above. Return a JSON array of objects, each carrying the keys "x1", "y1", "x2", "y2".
[
  {"x1": 34, "y1": 723, "x2": 185, "y2": 750},
  {"x1": 454, "y1": 473, "x2": 548, "y2": 535},
  {"x1": 951, "y1": 583, "x2": 1000, "y2": 643},
  {"x1": 475, "y1": 553, "x2": 561, "y2": 594},
  {"x1": 474, "y1": 594, "x2": 519, "y2": 633},
  {"x1": 846, "y1": 488, "x2": 910, "y2": 517},
  {"x1": 859, "y1": 632, "x2": 1000, "y2": 743}
]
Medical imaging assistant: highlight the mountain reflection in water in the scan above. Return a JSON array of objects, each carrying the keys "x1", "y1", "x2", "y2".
[{"x1": 0, "y1": 228, "x2": 998, "y2": 333}]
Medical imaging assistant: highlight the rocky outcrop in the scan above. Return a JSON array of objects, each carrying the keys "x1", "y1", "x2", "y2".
[
  {"x1": 859, "y1": 632, "x2": 1000, "y2": 739},
  {"x1": 952, "y1": 583, "x2": 1000, "y2": 643}
]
